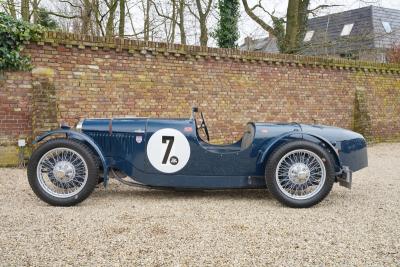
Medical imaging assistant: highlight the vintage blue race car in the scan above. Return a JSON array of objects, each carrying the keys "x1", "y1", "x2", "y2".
[{"x1": 27, "y1": 107, "x2": 368, "y2": 208}]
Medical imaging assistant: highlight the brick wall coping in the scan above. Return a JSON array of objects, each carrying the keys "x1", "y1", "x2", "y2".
[{"x1": 29, "y1": 31, "x2": 400, "y2": 73}]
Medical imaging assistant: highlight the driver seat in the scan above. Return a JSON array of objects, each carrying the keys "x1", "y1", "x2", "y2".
[{"x1": 241, "y1": 123, "x2": 255, "y2": 150}]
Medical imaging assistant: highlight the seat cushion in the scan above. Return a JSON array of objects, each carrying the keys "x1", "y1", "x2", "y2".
[{"x1": 241, "y1": 123, "x2": 255, "y2": 150}]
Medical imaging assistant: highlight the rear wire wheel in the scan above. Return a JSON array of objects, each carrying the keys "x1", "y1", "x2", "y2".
[{"x1": 265, "y1": 141, "x2": 335, "y2": 208}]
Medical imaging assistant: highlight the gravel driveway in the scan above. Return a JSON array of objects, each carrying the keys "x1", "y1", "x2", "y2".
[{"x1": 0, "y1": 143, "x2": 399, "y2": 266}]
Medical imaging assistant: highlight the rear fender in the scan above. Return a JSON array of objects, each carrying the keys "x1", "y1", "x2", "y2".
[
  {"x1": 257, "y1": 131, "x2": 342, "y2": 172},
  {"x1": 33, "y1": 129, "x2": 109, "y2": 185}
]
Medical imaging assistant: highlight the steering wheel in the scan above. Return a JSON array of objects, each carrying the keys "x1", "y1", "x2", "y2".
[{"x1": 197, "y1": 112, "x2": 210, "y2": 141}]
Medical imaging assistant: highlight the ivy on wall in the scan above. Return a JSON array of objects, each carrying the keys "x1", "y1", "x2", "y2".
[
  {"x1": 213, "y1": 0, "x2": 240, "y2": 48},
  {"x1": 0, "y1": 13, "x2": 43, "y2": 72}
]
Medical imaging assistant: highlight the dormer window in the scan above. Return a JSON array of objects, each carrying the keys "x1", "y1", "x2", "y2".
[
  {"x1": 304, "y1": 30, "x2": 314, "y2": 42},
  {"x1": 382, "y1": 21, "x2": 392, "y2": 33},
  {"x1": 340, "y1": 23, "x2": 354, "y2": 36}
]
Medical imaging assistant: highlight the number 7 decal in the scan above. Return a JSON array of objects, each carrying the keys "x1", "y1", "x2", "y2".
[
  {"x1": 162, "y1": 136, "x2": 174, "y2": 164},
  {"x1": 147, "y1": 128, "x2": 190, "y2": 173}
]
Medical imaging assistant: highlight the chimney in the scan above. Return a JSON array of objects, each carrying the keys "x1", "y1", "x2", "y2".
[{"x1": 244, "y1": 36, "x2": 253, "y2": 50}]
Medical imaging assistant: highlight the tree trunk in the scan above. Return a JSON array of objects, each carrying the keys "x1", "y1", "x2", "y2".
[
  {"x1": 178, "y1": 0, "x2": 186, "y2": 44},
  {"x1": 285, "y1": 0, "x2": 300, "y2": 53},
  {"x1": 242, "y1": 0, "x2": 310, "y2": 54},
  {"x1": 284, "y1": 0, "x2": 310, "y2": 53},
  {"x1": 6, "y1": 0, "x2": 17, "y2": 18},
  {"x1": 199, "y1": 19, "x2": 208, "y2": 46},
  {"x1": 297, "y1": 0, "x2": 310, "y2": 46},
  {"x1": 169, "y1": 0, "x2": 177, "y2": 43},
  {"x1": 82, "y1": 0, "x2": 92, "y2": 34},
  {"x1": 93, "y1": 0, "x2": 105, "y2": 36},
  {"x1": 119, "y1": 0, "x2": 125, "y2": 37},
  {"x1": 194, "y1": 0, "x2": 212, "y2": 47},
  {"x1": 143, "y1": 0, "x2": 151, "y2": 41},
  {"x1": 106, "y1": 0, "x2": 118, "y2": 36},
  {"x1": 32, "y1": 0, "x2": 39, "y2": 24},
  {"x1": 21, "y1": 0, "x2": 30, "y2": 22}
]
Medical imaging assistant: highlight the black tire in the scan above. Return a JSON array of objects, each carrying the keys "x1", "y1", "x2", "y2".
[
  {"x1": 27, "y1": 138, "x2": 99, "y2": 206},
  {"x1": 265, "y1": 141, "x2": 335, "y2": 208}
]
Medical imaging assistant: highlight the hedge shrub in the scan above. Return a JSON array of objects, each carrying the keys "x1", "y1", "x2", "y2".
[{"x1": 0, "y1": 13, "x2": 43, "y2": 72}]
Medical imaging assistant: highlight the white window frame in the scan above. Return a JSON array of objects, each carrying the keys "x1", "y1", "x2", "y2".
[
  {"x1": 303, "y1": 30, "x2": 314, "y2": 42},
  {"x1": 382, "y1": 21, "x2": 392, "y2": 33},
  {"x1": 340, "y1": 23, "x2": 354, "y2": 36}
]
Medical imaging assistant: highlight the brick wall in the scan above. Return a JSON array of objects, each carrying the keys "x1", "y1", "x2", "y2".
[{"x1": 1, "y1": 32, "x2": 399, "y2": 166}]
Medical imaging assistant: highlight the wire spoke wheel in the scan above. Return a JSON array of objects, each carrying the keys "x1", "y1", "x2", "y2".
[
  {"x1": 37, "y1": 147, "x2": 88, "y2": 198},
  {"x1": 275, "y1": 149, "x2": 326, "y2": 200}
]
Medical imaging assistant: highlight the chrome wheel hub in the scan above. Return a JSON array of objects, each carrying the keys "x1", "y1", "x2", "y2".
[
  {"x1": 53, "y1": 161, "x2": 75, "y2": 182},
  {"x1": 288, "y1": 163, "x2": 310, "y2": 184}
]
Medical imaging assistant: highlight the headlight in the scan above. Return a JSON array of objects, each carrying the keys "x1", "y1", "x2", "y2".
[{"x1": 76, "y1": 119, "x2": 84, "y2": 131}]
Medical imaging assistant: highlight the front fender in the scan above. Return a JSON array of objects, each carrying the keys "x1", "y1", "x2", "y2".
[
  {"x1": 257, "y1": 131, "x2": 342, "y2": 171},
  {"x1": 34, "y1": 129, "x2": 109, "y2": 185}
]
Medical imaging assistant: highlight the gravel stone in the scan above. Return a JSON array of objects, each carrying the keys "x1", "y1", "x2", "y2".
[{"x1": 0, "y1": 143, "x2": 399, "y2": 266}]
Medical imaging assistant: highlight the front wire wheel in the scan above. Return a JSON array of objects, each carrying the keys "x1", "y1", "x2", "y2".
[
  {"x1": 28, "y1": 139, "x2": 99, "y2": 206},
  {"x1": 37, "y1": 147, "x2": 89, "y2": 198},
  {"x1": 265, "y1": 141, "x2": 335, "y2": 208}
]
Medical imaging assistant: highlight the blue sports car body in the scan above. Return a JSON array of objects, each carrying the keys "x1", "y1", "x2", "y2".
[{"x1": 34, "y1": 108, "x2": 368, "y2": 191}]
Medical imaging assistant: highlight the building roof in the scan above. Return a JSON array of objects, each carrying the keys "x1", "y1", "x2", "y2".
[
  {"x1": 302, "y1": 5, "x2": 400, "y2": 55},
  {"x1": 239, "y1": 36, "x2": 279, "y2": 53},
  {"x1": 240, "y1": 5, "x2": 400, "y2": 56},
  {"x1": 371, "y1": 6, "x2": 400, "y2": 49}
]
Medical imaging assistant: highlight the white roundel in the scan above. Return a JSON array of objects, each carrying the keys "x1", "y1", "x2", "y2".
[{"x1": 147, "y1": 128, "x2": 191, "y2": 173}]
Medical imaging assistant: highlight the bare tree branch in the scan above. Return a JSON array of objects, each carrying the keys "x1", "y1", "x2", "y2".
[
  {"x1": 47, "y1": 11, "x2": 81, "y2": 19},
  {"x1": 186, "y1": 2, "x2": 199, "y2": 20},
  {"x1": 242, "y1": 0, "x2": 275, "y2": 37},
  {"x1": 58, "y1": 0, "x2": 83, "y2": 10},
  {"x1": 308, "y1": 4, "x2": 342, "y2": 15},
  {"x1": 151, "y1": 0, "x2": 174, "y2": 21}
]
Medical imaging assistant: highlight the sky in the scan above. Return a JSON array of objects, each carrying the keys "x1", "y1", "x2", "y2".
[{"x1": 9, "y1": 0, "x2": 400, "y2": 46}]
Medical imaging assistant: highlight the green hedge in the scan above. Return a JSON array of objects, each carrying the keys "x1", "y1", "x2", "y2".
[{"x1": 0, "y1": 13, "x2": 43, "y2": 72}]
